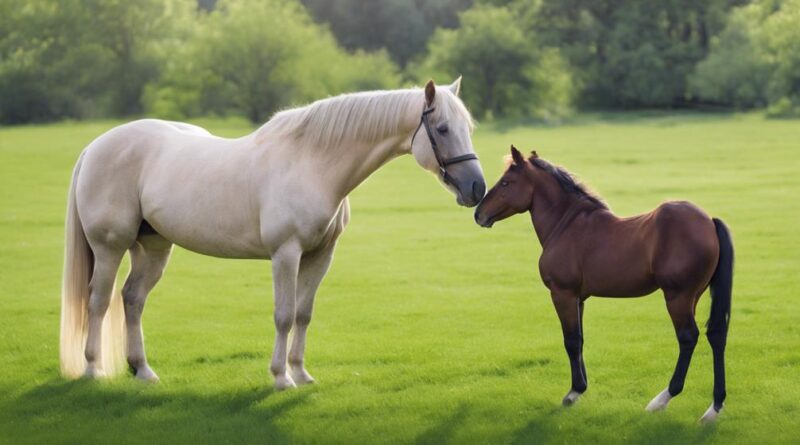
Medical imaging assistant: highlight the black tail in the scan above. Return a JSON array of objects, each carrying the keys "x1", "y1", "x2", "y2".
[
  {"x1": 707, "y1": 217, "x2": 733, "y2": 411},
  {"x1": 707, "y1": 218, "x2": 733, "y2": 338}
]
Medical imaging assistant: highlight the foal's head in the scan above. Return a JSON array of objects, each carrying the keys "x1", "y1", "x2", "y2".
[
  {"x1": 474, "y1": 145, "x2": 535, "y2": 228},
  {"x1": 410, "y1": 78, "x2": 486, "y2": 207}
]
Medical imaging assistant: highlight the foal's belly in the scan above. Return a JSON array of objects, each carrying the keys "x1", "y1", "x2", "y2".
[{"x1": 580, "y1": 244, "x2": 658, "y2": 298}]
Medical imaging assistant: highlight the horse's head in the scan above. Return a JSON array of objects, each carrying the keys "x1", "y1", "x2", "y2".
[
  {"x1": 474, "y1": 145, "x2": 535, "y2": 228},
  {"x1": 410, "y1": 78, "x2": 485, "y2": 207}
]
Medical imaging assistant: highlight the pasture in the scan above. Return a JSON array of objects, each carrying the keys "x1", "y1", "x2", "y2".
[{"x1": 0, "y1": 113, "x2": 798, "y2": 444}]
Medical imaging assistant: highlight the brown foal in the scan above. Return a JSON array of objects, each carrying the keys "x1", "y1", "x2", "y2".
[{"x1": 474, "y1": 146, "x2": 733, "y2": 423}]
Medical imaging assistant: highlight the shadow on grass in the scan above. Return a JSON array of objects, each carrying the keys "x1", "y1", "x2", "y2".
[
  {"x1": 0, "y1": 378, "x2": 310, "y2": 444},
  {"x1": 414, "y1": 404, "x2": 470, "y2": 445},
  {"x1": 511, "y1": 407, "x2": 718, "y2": 445}
]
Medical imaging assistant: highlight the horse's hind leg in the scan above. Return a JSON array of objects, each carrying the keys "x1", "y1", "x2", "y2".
[
  {"x1": 122, "y1": 236, "x2": 172, "y2": 382},
  {"x1": 84, "y1": 244, "x2": 127, "y2": 378},
  {"x1": 646, "y1": 291, "x2": 700, "y2": 411}
]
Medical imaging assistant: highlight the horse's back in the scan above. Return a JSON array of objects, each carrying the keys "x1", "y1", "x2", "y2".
[{"x1": 75, "y1": 119, "x2": 263, "y2": 255}]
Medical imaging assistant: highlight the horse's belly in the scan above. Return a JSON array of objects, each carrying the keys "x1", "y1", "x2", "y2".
[
  {"x1": 141, "y1": 190, "x2": 269, "y2": 259},
  {"x1": 153, "y1": 221, "x2": 268, "y2": 259}
]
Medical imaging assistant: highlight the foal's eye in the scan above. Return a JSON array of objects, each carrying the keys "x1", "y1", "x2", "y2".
[
  {"x1": 501, "y1": 181, "x2": 509, "y2": 187},
  {"x1": 436, "y1": 122, "x2": 449, "y2": 134}
]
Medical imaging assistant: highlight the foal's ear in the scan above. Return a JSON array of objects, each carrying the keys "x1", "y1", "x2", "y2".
[
  {"x1": 449, "y1": 76, "x2": 462, "y2": 96},
  {"x1": 510, "y1": 145, "x2": 525, "y2": 166},
  {"x1": 425, "y1": 80, "x2": 436, "y2": 106}
]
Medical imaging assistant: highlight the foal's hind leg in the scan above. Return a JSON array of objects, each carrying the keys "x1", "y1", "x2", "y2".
[
  {"x1": 121, "y1": 236, "x2": 172, "y2": 382},
  {"x1": 288, "y1": 244, "x2": 335, "y2": 385},
  {"x1": 646, "y1": 292, "x2": 700, "y2": 411}
]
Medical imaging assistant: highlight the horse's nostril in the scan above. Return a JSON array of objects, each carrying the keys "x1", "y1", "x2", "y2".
[{"x1": 472, "y1": 180, "x2": 486, "y2": 202}]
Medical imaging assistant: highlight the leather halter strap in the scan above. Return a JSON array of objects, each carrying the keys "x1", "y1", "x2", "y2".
[{"x1": 411, "y1": 105, "x2": 478, "y2": 185}]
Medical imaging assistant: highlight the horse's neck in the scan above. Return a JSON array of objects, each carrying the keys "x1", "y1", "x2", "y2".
[
  {"x1": 529, "y1": 170, "x2": 576, "y2": 246},
  {"x1": 302, "y1": 107, "x2": 420, "y2": 200}
]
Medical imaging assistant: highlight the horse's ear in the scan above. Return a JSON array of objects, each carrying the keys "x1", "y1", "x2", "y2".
[
  {"x1": 449, "y1": 76, "x2": 462, "y2": 96},
  {"x1": 511, "y1": 145, "x2": 524, "y2": 165},
  {"x1": 530, "y1": 150, "x2": 538, "y2": 159},
  {"x1": 425, "y1": 80, "x2": 436, "y2": 106}
]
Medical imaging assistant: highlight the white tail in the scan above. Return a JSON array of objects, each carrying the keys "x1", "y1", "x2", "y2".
[{"x1": 60, "y1": 156, "x2": 126, "y2": 378}]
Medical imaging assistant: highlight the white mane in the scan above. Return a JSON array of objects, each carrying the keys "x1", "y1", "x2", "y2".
[{"x1": 259, "y1": 87, "x2": 474, "y2": 150}]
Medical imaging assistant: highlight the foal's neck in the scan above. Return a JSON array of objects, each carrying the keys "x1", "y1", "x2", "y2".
[{"x1": 528, "y1": 168, "x2": 584, "y2": 246}]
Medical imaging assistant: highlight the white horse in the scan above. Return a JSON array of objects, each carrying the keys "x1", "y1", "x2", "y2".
[{"x1": 60, "y1": 78, "x2": 485, "y2": 389}]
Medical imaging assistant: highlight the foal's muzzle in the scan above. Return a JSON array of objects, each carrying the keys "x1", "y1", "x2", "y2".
[{"x1": 473, "y1": 209, "x2": 494, "y2": 228}]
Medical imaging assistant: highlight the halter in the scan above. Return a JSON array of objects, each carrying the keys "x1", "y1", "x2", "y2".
[{"x1": 411, "y1": 104, "x2": 478, "y2": 185}]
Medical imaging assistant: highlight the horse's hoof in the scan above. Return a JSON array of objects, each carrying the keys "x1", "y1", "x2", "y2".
[
  {"x1": 646, "y1": 388, "x2": 672, "y2": 412},
  {"x1": 274, "y1": 374, "x2": 297, "y2": 391},
  {"x1": 699, "y1": 403, "x2": 721, "y2": 424},
  {"x1": 134, "y1": 366, "x2": 160, "y2": 383},
  {"x1": 562, "y1": 390, "x2": 582, "y2": 406},
  {"x1": 290, "y1": 368, "x2": 315, "y2": 386},
  {"x1": 82, "y1": 366, "x2": 107, "y2": 379}
]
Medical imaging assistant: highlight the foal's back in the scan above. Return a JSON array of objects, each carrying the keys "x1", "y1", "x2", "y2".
[{"x1": 549, "y1": 200, "x2": 719, "y2": 298}]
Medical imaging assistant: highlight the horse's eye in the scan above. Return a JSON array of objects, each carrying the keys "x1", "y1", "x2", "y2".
[
  {"x1": 501, "y1": 181, "x2": 509, "y2": 187},
  {"x1": 436, "y1": 122, "x2": 449, "y2": 134}
]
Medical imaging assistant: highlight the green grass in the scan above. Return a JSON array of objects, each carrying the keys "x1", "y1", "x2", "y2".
[{"x1": 1, "y1": 113, "x2": 798, "y2": 444}]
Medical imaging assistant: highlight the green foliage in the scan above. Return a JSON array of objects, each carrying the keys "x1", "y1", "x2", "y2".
[
  {"x1": 300, "y1": 0, "x2": 473, "y2": 66},
  {"x1": 0, "y1": 0, "x2": 189, "y2": 123},
  {"x1": 416, "y1": 5, "x2": 573, "y2": 120},
  {"x1": 527, "y1": 0, "x2": 746, "y2": 108},
  {"x1": 3, "y1": 0, "x2": 800, "y2": 123},
  {"x1": 145, "y1": 0, "x2": 400, "y2": 123},
  {"x1": 691, "y1": 0, "x2": 800, "y2": 116}
]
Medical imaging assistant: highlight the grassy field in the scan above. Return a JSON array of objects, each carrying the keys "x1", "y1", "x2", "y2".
[{"x1": 0, "y1": 113, "x2": 798, "y2": 444}]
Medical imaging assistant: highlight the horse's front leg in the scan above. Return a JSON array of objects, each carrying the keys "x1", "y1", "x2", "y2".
[
  {"x1": 270, "y1": 242, "x2": 302, "y2": 390},
  {"x1": 288, "y1": 243, "x2": 336, "y2": 385},
  {"x1": 551, "y1": 288, "x2": 587, "y2": 406}
]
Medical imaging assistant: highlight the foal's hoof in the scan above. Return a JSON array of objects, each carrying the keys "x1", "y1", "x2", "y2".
[
  {"x1": 646, "y1": 388, "x2": 672, "y2": 412},
  {"x1": 134, "y1": 366, "x2": 160, "y2": 383},
  {"x1": 699, "y1": 403, "x2": 721, "y2": 424},
  {"x1": 274, "y1": 374, "x2": 297, "y2": 391},
  {"x1": 562, "y1": 390, "x2": 582, "y2": 406},
  {"x1": 290, "y1": 368, "x2": 316, "y2": 386}
]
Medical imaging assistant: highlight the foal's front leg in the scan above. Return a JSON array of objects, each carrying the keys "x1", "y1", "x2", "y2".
[
  {"x1": 270, "y1": 242, "x2": 302, "y2": 390},
  {"x1": 551, "y1": 289, "x2": 587, "y2": 406}
]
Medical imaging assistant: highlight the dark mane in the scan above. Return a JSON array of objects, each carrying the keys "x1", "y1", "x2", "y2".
[{"x1": 530, "y1": 157, "x2": 608, "y2": 209}]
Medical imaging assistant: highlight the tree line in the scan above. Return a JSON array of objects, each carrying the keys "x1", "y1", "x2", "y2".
[{"x1": 1, "y1": 0, "x2": 798, "y2": 125}]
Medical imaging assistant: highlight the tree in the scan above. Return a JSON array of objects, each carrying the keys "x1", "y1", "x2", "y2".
[
  {"x1": 526, "y1": 0, "x2": 747, "y2": 107},
  {"x1": 416, "y1": 4, "x2": 572, "y2": 119},
  {"x1": 300, "y1": 0, "x2": 474, "y2": 66},
  {"x1": 690, "y1": 0, "x2": 800, "y2": 115},
  {"x1": 146, "y1": 0, "x2": 400, "y2": 123},
  {"x1": 0, "y1": 0, "x2": 189, "y2": 123}
]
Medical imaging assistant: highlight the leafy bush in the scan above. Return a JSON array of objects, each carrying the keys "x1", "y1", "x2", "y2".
[
  {"x1": 145, "y1": 0, "x2": 400, "y2": 123},
  {"x1": 0, "y1": 0, "x2": 187, "y2": 124},
  {"x1": 415, "y1": 4, "x2": 573, "y2": 120},
  {"x1": 691, "y1": 0, "x2": 800, "y2": 115}
]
